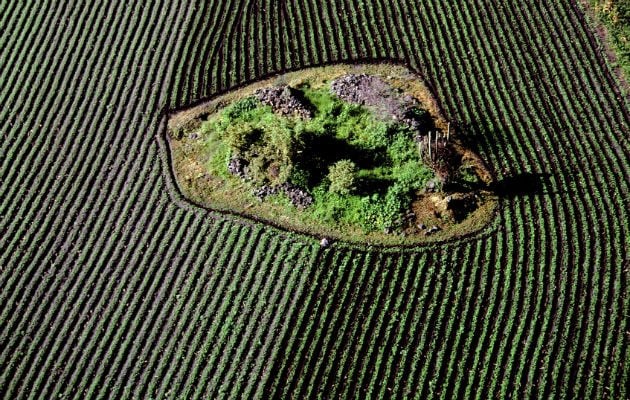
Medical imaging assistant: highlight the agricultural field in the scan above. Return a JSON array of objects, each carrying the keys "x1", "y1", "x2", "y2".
[{"x1": 0, "y1": 1, "x2": 628, "y2": 399}]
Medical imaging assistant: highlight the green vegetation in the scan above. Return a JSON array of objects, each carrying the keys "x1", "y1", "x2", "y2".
[
  {"x1": 588, "y1": 0, "x2": 630, "y2": 81},
  {"x1": 196, "y1": 85, "x2": 436, "y2": 233},
  {"x1": 327, "y1": 159, "x2": 356, "y2": 195}
]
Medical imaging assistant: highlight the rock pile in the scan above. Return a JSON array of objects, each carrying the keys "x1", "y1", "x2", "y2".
[
  {"x1": 330, "y1": 74, "x2": 426, "y2": 131},
  {"x1": 227, "y1": 155, "x2": 313, "y2": 209},
  {"x1": 254, "y1": 182, "x2": 314, "y2": 209},
  {"x1": 254, "y1": 86, "x2": 314, "y2": 119},
  {"x1": 227, "y1": 157, "x2": 248, "y2": 179}
]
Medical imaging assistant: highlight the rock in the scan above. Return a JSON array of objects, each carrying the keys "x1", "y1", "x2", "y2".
[
  {"x1": 280, "y1": 182, "x2": 314, "y2": 209},
  {"x1": 320, "y1": 238, "x2": 330, "y2": 247},
  {"x1": 254, "y1": 86, "x2": 313, "y2": 119},
  {"x1": 329, "y1": 74, "x2": 427, "y2": 132},
  {"x1": 253, "y1": 182, "x2": 314, "y2": 209},
  {"x1": 422, "y1": 225, "x2": 441, "y2": 236},
  {"x1": 227, "y1": 157, "x2": 248, "y2": 179},
  {"x1": 418, "y1": 223, "x2": 426, "y2": 230}
]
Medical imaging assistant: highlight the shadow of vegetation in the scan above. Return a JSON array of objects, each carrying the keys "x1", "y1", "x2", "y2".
[
  {"x1": 444, "y1": 171, "x2": 561, "y2": 199},
  {"x1": 490, "y1": 172, "x2": 558, "y2": 197},
  {"x1": 287, "y1": 86, "x2": 317, "y2": 114},
  {"x1": 451, "y1": 120, "x2": 566, "y2": 198},
  {"x1": 454, "y1": 120, "x2": 502, "y2": 156},
  {"x1": 354, "y1": 176, "x2": 394, "y2": 195},
  {"x1": 302, "y1": 134, "x2": 387, "y2": 167},
  {"x1": 296, "y1": 132, "x2": 389, "y2": 186}
]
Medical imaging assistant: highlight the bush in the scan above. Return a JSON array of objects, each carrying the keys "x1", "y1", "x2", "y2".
[
  {"x1": 207, "y1": 142, "x2": 232, "y2": 179},
  {"x1": 289, "y1": 165, "x2": 311, "y2": 188},
  {"x1": 387, "y1": 134, "x2": 416, "y2": 165},
  {"x1": 328, "y1": 159, "x2": 356, "y2": 195},
  {"x1": 221, "y1": 122, "x2": 261, "y2": 151},
  {"x1": 223, "y1": 96, "x2": 259, "y2": 120},
  {"x1": 358, "y1": 183, "x2": 411, "y2": 231},
  {"x1": 393, "y1": 160, "x2": 434, "y2": 191},
  {"x1": 361, "y1": 120, "x2": 394, "y2": 149}
]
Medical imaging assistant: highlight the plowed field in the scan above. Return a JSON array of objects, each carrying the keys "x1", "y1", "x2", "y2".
[{"x1": 0, "y1": 1, "x2": 628, "y2": 398}]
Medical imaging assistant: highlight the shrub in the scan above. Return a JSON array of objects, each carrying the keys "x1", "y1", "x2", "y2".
[
  {"x1": 358, "y1": 182, "x2": 411, "y2": 231},
  {"x1": 222, "y1": 96, "x2": 259, "y2": 120},
  {"x1": 289, "y1": 165, "x2": 311, "y2": 188},
  {"x1": 221, "y1": 122, "x2": 261, "y2": 151},
  {"x1": 393, "y1": 160, "x2": 434, "y2": 191},
  {"x1": 328, "y1": 159, "x2": 356, "y2": 195}
]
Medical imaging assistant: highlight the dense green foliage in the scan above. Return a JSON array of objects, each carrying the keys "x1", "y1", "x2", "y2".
[
  {"x1": 200, "y1": 87, "x2": 434, "y2": 232},
  {"x1": 0, "y1": 1, "x2": 628, "y2": 399}
]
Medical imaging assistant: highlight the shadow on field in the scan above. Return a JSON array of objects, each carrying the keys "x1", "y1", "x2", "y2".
[
  {"x1": 490, "y1": 172, "x2": 558, "y2": 197},
  {"x1": 454, "y1": 120, "x2": 564, "y2": 198}
]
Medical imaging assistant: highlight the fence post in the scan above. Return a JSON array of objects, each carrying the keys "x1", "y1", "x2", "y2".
[{"x1": 435, "y1": 131, "x2": 438, "y2": 158}]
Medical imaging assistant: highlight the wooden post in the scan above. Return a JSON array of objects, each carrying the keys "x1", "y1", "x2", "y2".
[
  {"x1": 435, "y1": 131, "x2": 438, "y2": 158},
  {"x1": 447, "y1": 122, "x2": 450, "y2": 142},
  {"x1": 428, "y1": 131, "x2": 432, "y2": 161}
]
